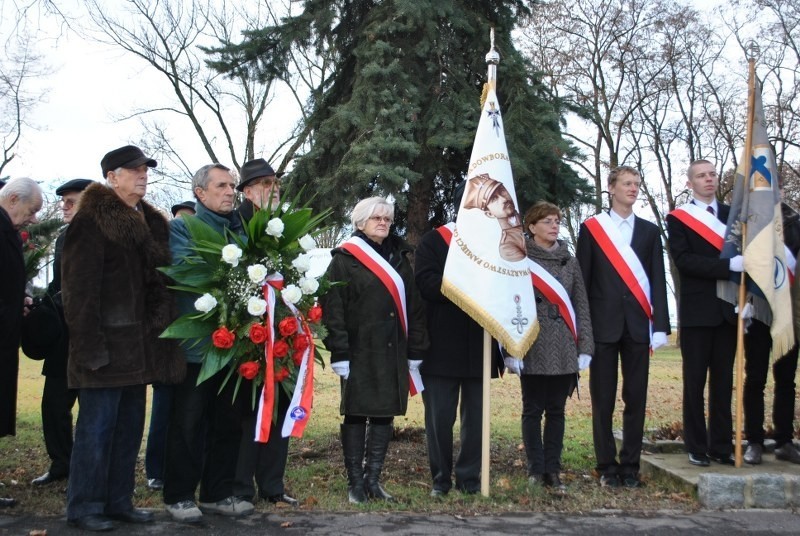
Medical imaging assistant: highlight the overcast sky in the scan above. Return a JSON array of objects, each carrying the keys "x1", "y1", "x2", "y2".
[{"x1": 3, "y1": 0, "x2": 728, "y2": 204}]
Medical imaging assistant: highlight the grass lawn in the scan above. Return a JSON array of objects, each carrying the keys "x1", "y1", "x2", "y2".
[{"x1": 0, "y1": 341, "x2": 772, "y2": 515}]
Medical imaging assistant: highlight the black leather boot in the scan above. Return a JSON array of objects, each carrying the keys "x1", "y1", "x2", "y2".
[
  {"x1": 363, "y1": 424, "x2": 395, "y2": 502},
  {"x1": 340, "y1": 423, "x2": 367, "y2": 504}
]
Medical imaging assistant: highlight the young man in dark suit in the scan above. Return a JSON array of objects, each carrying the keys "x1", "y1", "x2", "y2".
[
  {"x1": 667, "y1": 159, "x2": 742, "y2": 467},
  {"x1": 577, "y1": 166, "x2": 670, "y2": 488}
]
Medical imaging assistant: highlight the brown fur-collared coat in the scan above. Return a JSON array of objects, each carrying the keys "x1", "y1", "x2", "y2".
[{"x1": 62, "y1": 183, "x2": 184, "y2": 388}]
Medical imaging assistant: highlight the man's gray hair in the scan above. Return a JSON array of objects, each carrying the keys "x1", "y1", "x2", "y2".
[
  {"x1": 192, "y1": 163, "x2": 232, "y2": 199},
  {"x1": 351, "y1": 196, "x2": 394, "y2": 229},
  {"x1": 0, "y1": 176, "x2": 42, "y2": 202}
]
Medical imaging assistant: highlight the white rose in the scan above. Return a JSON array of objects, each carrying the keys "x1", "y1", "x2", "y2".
[
  {"x1": 298, "y1": 234, "x2": 316, "y2": 251},
  {"x1": 291, "y1": 253, "x2": 311, "y2": 273},
  {"x1": 266, "y1": 218, "x2": 285, "y2": 237},
  {"x1": 247, "y1": 296, "x2": 267, "y2": 316},
  {"x1": 247, "y1": 264, "x2": 268, "y2": 284},
  {"x1": 282, "y1": 284, "x2": 302, "y2": 304},
  {"x1": 221, "y1": 244, "x2": 243, "y2": 267},
  {"x1": 194, "y1": 293, "x2": 218, "y2": 313},
  {"x1": 299, "y1": 276, "x2": 319, "y2": 295}
]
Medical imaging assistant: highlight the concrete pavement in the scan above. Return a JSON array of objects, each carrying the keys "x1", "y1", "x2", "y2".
[{"x1": 1, "y1": 509, "x2": 799, "y2": 535}]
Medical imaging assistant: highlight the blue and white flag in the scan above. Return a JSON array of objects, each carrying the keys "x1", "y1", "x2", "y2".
[{"x1": 719, "y1": 78, "x2": 794, "y2": 355}]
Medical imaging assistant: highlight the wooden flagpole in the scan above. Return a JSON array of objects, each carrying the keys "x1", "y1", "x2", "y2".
[
  {"x1": 481, "y1": 329, "x2": 491, "y2": 496},
  {"x1": 480, "y1": 27, "x2": 499, "y2": 498},
  {"x1": 734, "y1": 44, "x2": 758, "y2": 468}
]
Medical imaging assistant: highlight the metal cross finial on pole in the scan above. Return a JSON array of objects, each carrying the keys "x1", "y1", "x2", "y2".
[{"x1": 746, "y1": 40, "x2": 760, "y2": 62}]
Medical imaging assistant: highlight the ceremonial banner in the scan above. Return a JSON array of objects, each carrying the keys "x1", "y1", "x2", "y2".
[
  {"x1": 719, "y1": 77, "x2": 794, "y2": 355},
  {"x1": 441, "y1": 85, "x2": 538, "y2": 357}
]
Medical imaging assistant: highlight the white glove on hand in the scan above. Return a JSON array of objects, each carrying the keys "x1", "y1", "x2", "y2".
[
  {"x1": 735, "y1": 302, "x2": 754, "y2": 319},
  {"x1": 407, "y1": 359, "x2": 422, "y2": 372},
  {"x1": 578, "y1": 354, "x2": 592, "y2": 370},
  {"x1": 504, "y1": 357, "x2": 523, "y2": 376},
  {"x1": 651, "y1": 332, "x2": 669, "y2": 351},
  {"x1": 331, "y1": 360, "x2": 350, "y2": 380},
  {"x1": 729, "y1": 255, "x2": 744, "y2": 272}
]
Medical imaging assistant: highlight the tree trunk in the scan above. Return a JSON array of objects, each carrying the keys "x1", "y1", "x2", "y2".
[{"x1": 406, "y1": 174, "x2": 434, "y2": 248}]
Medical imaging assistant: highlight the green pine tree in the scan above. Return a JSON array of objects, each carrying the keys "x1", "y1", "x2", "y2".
[{"x1": 209, "y1": 0, "x2": 589, "y2": 243}]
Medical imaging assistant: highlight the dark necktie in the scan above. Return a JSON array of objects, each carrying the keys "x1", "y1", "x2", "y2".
[{"x1": 707, "y1": 206, "x2": 715, "y2": 216}]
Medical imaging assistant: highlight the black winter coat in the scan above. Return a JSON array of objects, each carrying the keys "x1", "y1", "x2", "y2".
[
  {"x1": 414, "y1": 227, "x2": 501, "y2": 378},
  {"x1": 321, "y1": 234, "x2": 429, "y2": 417},
  {"x1": 0, "y1": 207, "x2": 24, "y2": 436}
]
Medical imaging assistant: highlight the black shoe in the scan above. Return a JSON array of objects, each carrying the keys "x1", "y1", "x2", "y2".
[
  {"x1": 599, "y1": 473, "x2": 620, "y2": 488},
  {"x1": 68, "y1": 514, "x2": 114, "y2": 532},
  {"x1": 107, "y1": 508, "x2": 154, "y2": 524},
  {"x1": 708, "y1": 452, "x2": 735, "y2": 465},
  {"x1": 743, "y1": 443, "x2": 763, "y2": 465},
  {"x1": 267, "y1": 493, "x2": 299, "y2": 507},
  {"x1": 774, "y1": 443, "x2": 800, "y2": 464},
  {"x1": 0, "y1": 497, "x2": 16, "y2": 508},
  {"x1": 543, "y1": 473, "x2": 566, "y2": 493},
  {"x1": 528, "y1": 473, "x2": 544, "y2": 488},
  {"x1": 687, "y1": 453, "x2": 710, "y2": 467},
  {"x1": 430, "y1": 488, "x2": 447, "y2": 498},
  {"x1": 31, "y1": 471, "x2": 67, "y2": 486},
  {"x1": 620, "y1": 473, "x2": 643, "y2": 488},
  {"x1": 146, "y1": 478, "x2": 164, "y2": 491}
]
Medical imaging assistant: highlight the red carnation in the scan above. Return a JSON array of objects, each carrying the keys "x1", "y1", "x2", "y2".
[
  {"x1": 275, "y1": 366, "x2": 290, "y2": 382},
  {"x1": 212, "y1": 326, "x2": 236, "y2": 349},
  {"x1": 293, "y1": 334, "x2": 310, "y2": 352},
  {"x1": 307, "y1": 304, "x2": 323, "y2": 323},
  {"x1": 238, "y1": 361, "x2": 260, "y2": 380},
  {"x1": 20, "y1": 230, "x2": 29, "y2": 242},
  {"x1": 278, "y1": 316, "x2": 298, "y2": 337},
  {"x1": 292, "y1": 350, "x2": 304, "y2": 366},
  {"x1": 273, "y1": 339, "x2": 290, "y2": 357},
  {"x1": 249, "y1": 323, "x2": 268, "y2": 344}
]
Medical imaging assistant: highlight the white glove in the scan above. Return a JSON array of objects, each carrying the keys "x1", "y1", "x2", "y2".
[
  {"x1": 735, "y1": 302, "x2": 754, "y2": 319},
  {"x1": 578, "y1": 354, "x2": 592, "y2": 370},
  {"x1": 651, "y1": 332, "x2": 668, "y2": 351},
  {"x1": 504, "y1": 357, "x2": 523, "y2": 375},
  {"x1": 331, "y1": 360, "x2": 350, "y2": 380},
  {"x1": 729, "y1": 255, "x2": 744, "y2": 272},
  {"x1": 407, "y1": 359, "x2": 422, "y2": 372}
]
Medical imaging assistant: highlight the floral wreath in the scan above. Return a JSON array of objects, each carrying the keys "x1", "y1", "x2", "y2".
[{"x1": 160, "y1": 197, "x2": 332, "y2": 440}]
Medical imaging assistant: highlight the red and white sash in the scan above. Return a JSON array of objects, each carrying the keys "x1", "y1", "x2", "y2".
[
  {"x1": 669, "y1": 204, "x2": 726, "y2": 251},
  {"x1": 255, "y1": 273, "x2": 316, "y2": 441},
  {"x1": 528, "y1": 259, "x2": 577, "y2": 342},
  {"x1": 341, "y1": 236, "x2": 423, "y2": 395},
  {"x1": 583, "y1": 213, "x2": 653, "y2": 325},
  {"x1": 436, "y1": 222, "x2": 455, "y2": 244}
]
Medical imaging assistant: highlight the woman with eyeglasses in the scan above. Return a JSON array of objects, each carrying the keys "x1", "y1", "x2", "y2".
[
  {"x1": 506, "y1": 201, "x2": 594, "y2": 494},
  {"x1": 321, "y1": 196, "x2": 429, "y2": 504}
]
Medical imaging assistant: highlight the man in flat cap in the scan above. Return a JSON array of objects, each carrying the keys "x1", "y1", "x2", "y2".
[
  {"x1": 170, "y1": 201, "x2": 196, "y2": 219},
  {"x1": 232, "y1": 158, "x2": 298, "y2": 507},
  {"x1": 30, "y1": 179, "x2": 93, "y2": 486},
  {"x1": 236, "y1": 158, "x2": 281, "y2": 221}
]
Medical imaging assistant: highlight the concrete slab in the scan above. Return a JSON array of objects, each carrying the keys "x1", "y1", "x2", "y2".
[{"x1": 639, "y1": 443, "x2": 800, "y2": 508}]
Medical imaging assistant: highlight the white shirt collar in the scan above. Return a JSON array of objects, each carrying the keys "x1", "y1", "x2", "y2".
[
  {"x1": 608, "y1": 208, "x2": 635, "y2": 227},
  {"x1": 691, "y1": 197, "x2": 718, "y2": 214}
]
